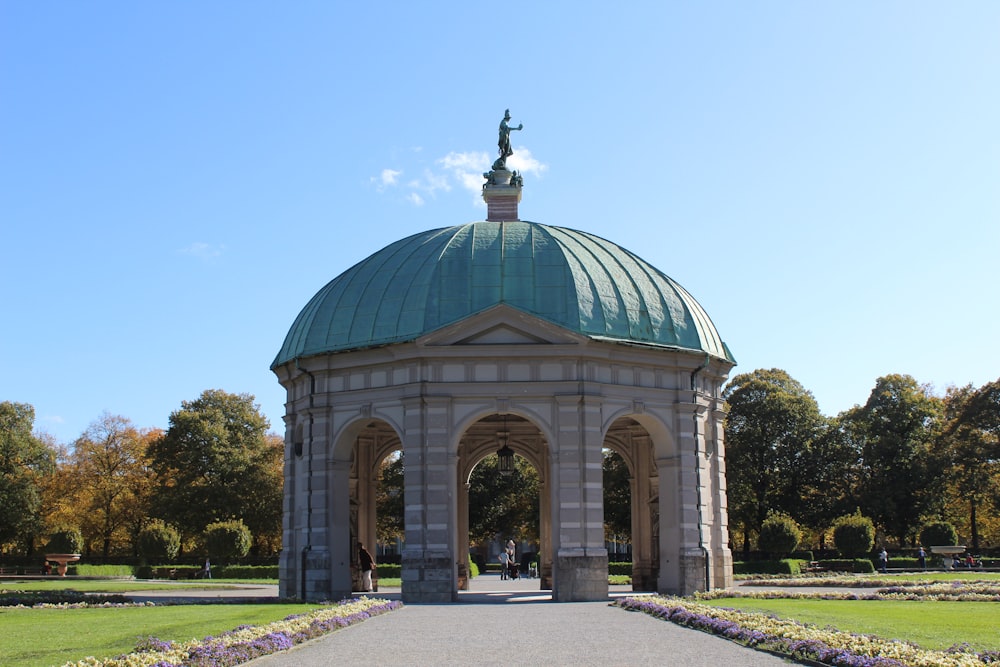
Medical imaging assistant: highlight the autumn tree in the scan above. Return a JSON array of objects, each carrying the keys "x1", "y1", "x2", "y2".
[
  {"x1": 723, "y1": 369, "x2": 826, "y2": 551},
  {"x1": 843, "y1": 374, "x2": 943, "y2": 547},
  {"x1": 937, "y1": 379, "x2": 1000, "y2": 550},
  {"x1": 149, "y1": 390, "x2": 282, "y2": 552},
  {"x1": 67, "y1": 413, "x2": 153, "y2": 556},
  {"x1": 0, "y1": 402, "x2": 55, "y2": 551}
]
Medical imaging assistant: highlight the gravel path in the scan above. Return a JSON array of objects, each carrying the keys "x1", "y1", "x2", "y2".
[{"x1": 242, "y1": 577, "x2": 792, "y2": 667}]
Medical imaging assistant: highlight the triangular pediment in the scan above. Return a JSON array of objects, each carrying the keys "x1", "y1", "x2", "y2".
[{"x1": 419, "y1": 304, "x2": 586, "y2": 347}]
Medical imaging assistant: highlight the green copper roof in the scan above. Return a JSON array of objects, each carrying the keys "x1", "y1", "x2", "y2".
[{"x1": 273, "y1": 221, "x2": 734, "y2": 367}]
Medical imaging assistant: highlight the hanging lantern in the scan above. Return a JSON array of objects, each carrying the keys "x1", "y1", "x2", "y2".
[{"x1": 496, "y1": 430, "x2": 514, "y2": 475}]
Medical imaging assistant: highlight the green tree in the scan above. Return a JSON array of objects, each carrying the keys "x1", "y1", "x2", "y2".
[
  {"x1": 603, "y1": 449, "x2": 631, "y2": 544},
  {"x1": 758, "y1": 513, "x2": 801, "y2": 557},
  {"x1": 204, "y1": 519, "x2": 252, "y2": 562},
  {"x1": 149, "y1": 390, "x2": 281, "y2": 548},
  {"x1": 832, "y1": 511, "x2": 875, "y2": 557},
  {"x1": 375, "y1": 451, "x2": 404, "y2": 548},
  {"x1": 137, "y1": 520, "x2": 181, "y2": 562},
  {"x1": 919, "y1": 520, "x2": 958, "y2": 547},
  {"x1": 0, "y1": 402, "x2": 55, "y2": 550},
  {"x1": 44, "y1": 525, "x2": 84, "y2": 554},
  {"x1": 842, "y1": 374, "x2": 942, "y2": 547},
  {"x1": 723, "y1": 369, "x2": 825, "y2": 551},
  {"x1": 468, "y1": 454, "x2": 539, "y2": 547}
]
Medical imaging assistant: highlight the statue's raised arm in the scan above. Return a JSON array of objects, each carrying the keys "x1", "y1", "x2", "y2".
[{"x1": 493, "y1": 109, "x2": 523, "y2": 170}]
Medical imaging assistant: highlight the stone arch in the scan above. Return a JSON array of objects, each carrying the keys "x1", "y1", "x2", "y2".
[
  {"x1": 602, "y1": 415, "x2": 664, "y2": 591},
  {"x1": 452, "y1": 411, "x2": 551, "y2": 591},
  {"x1": 316, "y1": 416, "x2": 403, "y2": 596}
]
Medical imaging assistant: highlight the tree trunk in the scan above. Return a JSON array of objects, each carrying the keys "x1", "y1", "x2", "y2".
[{"x1": 970, "y1": 498, "x2": 980, "y2": 551}]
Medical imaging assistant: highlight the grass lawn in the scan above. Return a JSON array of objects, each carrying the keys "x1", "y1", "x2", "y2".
[
  {"x1": 707, "y1": 597, "x2": 1000, "y2": 653},
  {"x1": 0, "y1": 603, "x2": 322, "y2": 667},
  {"x1": 0, "y1": 579, "x2": 275, "y2": 593}
]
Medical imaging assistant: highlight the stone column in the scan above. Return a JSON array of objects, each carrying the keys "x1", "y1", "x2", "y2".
[
  {"x1": 356, "y1": 436, "x2": 377, "y2": 564},
  {"x1": 708, "y1": 405, "x2": 733, "y2": 588},
  {"x1": 278, "y1": 414, "x2": 298, "y2": 599},
  {"x1": 401, "y1": 397, "x2": 456, "y2": 602},
  {"x1": 670, "y1": 401, "x2": 710, "y2": 595},
  {"x1": 457, "y1": 479, "x2": 471, "y2": 590},
  {"x1": 301, "y1": 409, "x2": 334, "y2": 601},
  {"x1": 630, "y1": 434, "x2": 655, "y2": 590},
  {"x1": 551, "y1": 395, "x2": 608, "y2": 601}
]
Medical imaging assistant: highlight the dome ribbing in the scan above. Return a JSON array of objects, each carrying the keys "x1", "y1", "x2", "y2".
[{"x1": 272, "y1": 220, "x2": 733, "y2": 367}]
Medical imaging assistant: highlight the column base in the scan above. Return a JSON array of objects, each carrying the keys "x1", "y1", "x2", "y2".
[{"x1": 553, "y1": 552, "x2": 608, "y2": 601}]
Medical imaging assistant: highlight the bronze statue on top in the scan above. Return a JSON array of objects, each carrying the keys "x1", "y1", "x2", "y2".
[{"x1": 492, "y1": 109, "x2": 523, "y2": 171}]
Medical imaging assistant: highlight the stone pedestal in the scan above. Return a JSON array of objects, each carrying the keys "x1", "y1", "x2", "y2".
[
  {"x1": 402, "y1": 550, "x2": 455, "y2": 602},
  {"x1": 482, "y1": 169, "x2": 522, "y2": 221},
  {"x1": 553, "y1": 552, "x2": 608, "y2": 601}
]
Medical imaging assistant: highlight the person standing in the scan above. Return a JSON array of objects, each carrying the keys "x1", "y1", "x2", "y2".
[
  {"x1": 878, "y1": 547, "x2": 888, "y2": 574},
  {"x1": 918, "y1": 546, "x2": 926, "y2": 569},
  {"x1": 498, "y1": 549, "x2": 510, "y2": 580},
  {"x1": 358, "y1": 543, "x2": 375, "y2": 592}
]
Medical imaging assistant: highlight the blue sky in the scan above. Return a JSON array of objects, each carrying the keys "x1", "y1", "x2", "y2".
[{"x1": 2, "y1": 2, "x2": 998, "y2": 445}]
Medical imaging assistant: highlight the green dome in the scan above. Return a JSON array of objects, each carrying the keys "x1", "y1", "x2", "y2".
[{"x1": 273, "y1": 221, "x2": 733, "y2": 367}]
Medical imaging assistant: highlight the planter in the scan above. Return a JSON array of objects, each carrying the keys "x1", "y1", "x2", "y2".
[
  {"x1": 45, "y1": 553, "x2": 81, "y2": 576},
  {"x1": 929, "y1": 545, "x2": 965, "y2": 570}
]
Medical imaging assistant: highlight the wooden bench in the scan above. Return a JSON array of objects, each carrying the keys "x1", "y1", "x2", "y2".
[{"x1": 804, "y1": 561, "x2": 826, "y2": 573}]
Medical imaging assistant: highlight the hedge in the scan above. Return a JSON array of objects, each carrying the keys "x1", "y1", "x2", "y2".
[
  {"x1": 816, "y1": 558, "x2": 875, "y2": 573},
  {"x1": 733, "y1": 559, "x2": 807, "y2": 575},
  {"x1": 377, "y1": 563, "x2": 401, "y2": 579},
  {"x1": 609, "y1": 562, "x2": 632, "y2": 576},
  {"x1": 134, "y1": 564, "x2": 278, "y2": 579}
]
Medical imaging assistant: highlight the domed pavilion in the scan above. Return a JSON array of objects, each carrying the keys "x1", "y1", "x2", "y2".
[{"x1": 272, "y1": 113, "x2": 736, "y2": 603}]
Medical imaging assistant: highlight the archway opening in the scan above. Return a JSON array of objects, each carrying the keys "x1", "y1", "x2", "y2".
[
  {"x1": 603, "y1": 447, "x2": 632, "y2": 584},
  {"x1": 468, "y1": 450, "x2": 539, "y2": 581},
  {"x1": 604, "y1": 417, "x2": 660, "y2": 592},
  {"x1": 459, "y1": 414, "x2": 547, "y2": 590},
  {"x1": 375, "y1": 449, "x2": 404, "y2": 567},
  {"x1": 346, "y1": 419, "x2": 401, "y2": 593}
]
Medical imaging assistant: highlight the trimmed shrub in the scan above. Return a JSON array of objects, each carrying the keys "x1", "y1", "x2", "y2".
[
  {"x1": 204, "y1": 520, "x2": 252, "y2": 562},
  {"x1": 832, "y1": 512, "x2": 875, "y2": 557},
  {"x1": 376, "y1": 563, "x2": 402, "y2": 579},
  {"x1": 758, "y1": 513, "x2": 802, "y2": 557},
  {"x1": 468, "y1": 555, "x2": 479, "y2": 578},
  {"x1": 817, "y1": 558, "x2": 875, "y2": 573},
  {"x1": 214, "y1": 565, "x2": 279, "y2": 579},
  {"x1": 137, "y1": 521, "x2": 180, "y2": 562},
  {"x1": 789, "y1": 550, "x2": 814, "y2": 562},
  {"x1": 733, "y1": 559, "x2": 807, "y2": 575},
  {"x1": 73, "y1": 564, "x2": 134, "y2": 577},
  {"x1": 609, "y1": 562, "x2": 632, "y2": 576},
  {"x1": 920, "y1": 521, "x2": 958, "y2": 547},
  {"x1": 44, "y1": 526, "x2": 83, "y2": 554}
]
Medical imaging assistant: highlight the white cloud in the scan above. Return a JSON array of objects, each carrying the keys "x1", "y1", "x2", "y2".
[
  {"x1": 371, "y1": 168, "x2": 402, "y2": 191},
  {"x1": 385, "y1": 146, "x2": 548, "y2": 207},
  {"x1": 380, "y1": 168, "x2": 401, "y2": 186},
  {"x1": 438, "y1": 151, "x2": 490, "y2": 172},
  {"x1": 506, "y1": 148, "x2": 547, "y2": 176},
  {"x1": 180, "y1": 242, "x2": 224, "y2": 261}
]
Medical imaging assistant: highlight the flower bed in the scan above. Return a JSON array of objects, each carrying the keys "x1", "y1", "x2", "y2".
[
  {"x1": 0, "y1": 589, "x2": 133, "y2": 607},
  {"x1": 614, "y1": 595, "x2": 999, "y2": 666},
  {"x1": 696, "y1": 581, "x2": 1000, "y2": 603},
  {"x1": 63, "y1": 596, "x2": 402, "y2": 666}
]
